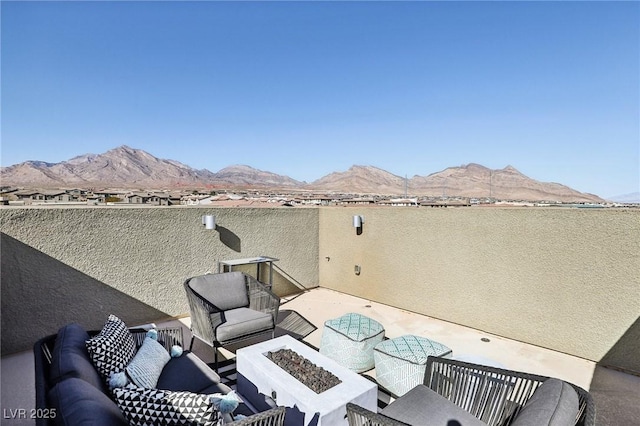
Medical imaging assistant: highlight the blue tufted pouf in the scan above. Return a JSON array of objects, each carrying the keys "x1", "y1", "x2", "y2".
[
  {"x1": 374, "y1": 335, "x2": 452, "y2": 397},
  {"x1": 319, "y1": 313, "x2": 385, "y2": 372}
]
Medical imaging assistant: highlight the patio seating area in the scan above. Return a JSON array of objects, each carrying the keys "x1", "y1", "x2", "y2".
[{"x1": 0, "y1": 285, "x2": 638, "y2": 425}]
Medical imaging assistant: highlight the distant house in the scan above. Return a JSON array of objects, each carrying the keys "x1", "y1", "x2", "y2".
[
  {"x1": 379, "y1": 198, "x2": 419, "y2": 207},
  {"x1": 419, "y1": 197, "x2": 471, "y2": 207},
  {"x1": 65, "y1": 189, "x2": 89, "y2": 201},
  {"x1": 125, "y1": 192, "x2": 175, "y2": 206},
  {"x1": 0, "y1": 187, "x2": 19, "y2": 196},
  {"x1": 338, "y1": 197, "x2": 376, "y2": 206},
  {"x1": 296, "y1": 195, "x2": 334, "y2": 206},
  {"x1": 13, "y1": 190, "x2": 71, "y2": 203},
  {"x1": 92, "y1": 190, "x2": 128, "y2": 203}
]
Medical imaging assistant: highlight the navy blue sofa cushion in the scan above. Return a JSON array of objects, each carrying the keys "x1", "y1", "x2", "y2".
[
  {"x1": 157, "y1": 351, "x2": 229, "y2": 394},
  {"x1": 48, "y1": 378, "x2": 128, "y2": 426},
  {"x1": 50, "y1": 323, "x2": 105, "y2": 392}
]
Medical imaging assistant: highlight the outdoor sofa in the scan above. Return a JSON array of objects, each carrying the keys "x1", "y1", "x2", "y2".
[
  {"x1": 347, "y1": 356, "x2": 596, "y2": 426},
  {"x1": 34, "y1": 318, "x2": 285, "y2": 426}
]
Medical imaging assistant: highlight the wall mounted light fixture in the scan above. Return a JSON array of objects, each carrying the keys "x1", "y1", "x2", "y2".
[
  {"x1": 353, "y1": 215, "x2": 364, "y2": 235},
  {"x1": 202, "y1": 214, "x2": 216, "y2": 230}
]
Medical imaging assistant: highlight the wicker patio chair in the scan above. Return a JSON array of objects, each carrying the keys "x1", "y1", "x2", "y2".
[
  {"x1": 184, "y1": 271, "x2": 281, "y2": 370},
  {"x1": 347, "y1": 356, "x2": 596, "y2": 426}
]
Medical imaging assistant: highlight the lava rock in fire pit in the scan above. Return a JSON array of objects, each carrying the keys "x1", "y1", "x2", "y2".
[{"x1": 266, "y1": 349, "x2": 342, "y2": 394}]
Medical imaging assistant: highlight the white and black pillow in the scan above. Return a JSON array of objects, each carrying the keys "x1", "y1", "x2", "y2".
[
  {"x1": 86, "y1": 314, "x2": 137, "y2": 383},
  {"x1": 112, "y1": 385, "x2": 222, "y2": 426}
]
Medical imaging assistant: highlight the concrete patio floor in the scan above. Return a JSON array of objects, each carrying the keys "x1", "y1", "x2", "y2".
[{"x1": 2, "y1": 287, "x2": 638, "y2": 425}]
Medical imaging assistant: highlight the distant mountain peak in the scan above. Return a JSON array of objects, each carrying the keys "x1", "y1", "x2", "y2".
[
  {"x1": 462, "y1": 163, "x2": 489, "y2": 170},
  {"x1": 218, "y1": 164, "x2": 262, "y2": 172},
  {"x1": 0, "y1": 146, "x2": 605, "y2": 202}
]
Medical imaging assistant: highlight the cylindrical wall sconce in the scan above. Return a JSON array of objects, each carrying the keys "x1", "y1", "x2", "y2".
[
  {"x1": 353, "y1": 215, "x2": 364, "y2": 235},
  {"x1": 203, "y1": 215, "x2": 216, "y2": 230}
]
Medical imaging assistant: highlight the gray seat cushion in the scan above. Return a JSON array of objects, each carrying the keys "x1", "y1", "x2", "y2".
[
  {"x1": 216, "y1": 307, "x2": 274, "y2": 343},
  {"x1": 381, "y1": 384, "x2": 487, "y2": 426},
  {"x1": 189, "y1": 272, "x2": 249, "y2": 311},
  {"x1": 511, "y1": 378, "x2": 579, "y2": 426}
]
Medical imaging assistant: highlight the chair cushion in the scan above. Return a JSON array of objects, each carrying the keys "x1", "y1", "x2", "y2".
[
  {"x1": 381, "y1": 384, "x2": 487, "y2": 426},
  {"x1": 189, "y1": 272, "x2": 249, "y2": 311},
  {"x1": 48, "y1": 378, "x2": 128, "y2": 426},
  {"x1": 157, "y1": 351, "x2": 223, "y2": 394},
  {"x1": 511, "y1": 378, "x2": 579, "y2": 426},
  {"x1": 86, "y1": 314, "x2": 137, "y2": 384},
  {"x1": 216, "y1": 307, "x2": 274, "y2": 343},
  {"x1": 112, "y1": 385, "x2": 222, "y2": 426},
  {"x1": 50, "y1": 323, "x2": 105, "y2": 391},
  {"x1": 126, "y1": 337, "x2": 170, "y2": 388}
]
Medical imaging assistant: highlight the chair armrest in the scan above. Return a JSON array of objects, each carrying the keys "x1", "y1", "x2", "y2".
[
  {"x1": 246, "y1": 274, "x2": 280, "y2": 321},
  {"x1": 184, "y1": 279, "x2": 225, "y2": 343},
  {"x1": 346, "y1": 403, "x2": 410, "y2": 426},
  {"x1": 228, "y1": 406, "x2": 286, "y2": 425}
]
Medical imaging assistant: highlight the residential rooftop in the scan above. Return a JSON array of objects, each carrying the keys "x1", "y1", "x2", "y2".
[{"x1": 1, "y1": 206, "x2": 638, "y2": 425}]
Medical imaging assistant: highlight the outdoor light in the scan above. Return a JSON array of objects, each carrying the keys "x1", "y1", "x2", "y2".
[
  {"x1": 202, "y1": 214, "x2": 216, "y2": 230},
  {"x1": 353, "y1": 215, "x2": 364, "y2": 235}
]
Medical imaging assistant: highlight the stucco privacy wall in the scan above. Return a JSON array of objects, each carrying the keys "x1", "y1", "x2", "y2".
[
  {"x1": 0, "y1": 207, "x2": 319, "y2": 354},
  {"x1": 319, "y1": 207, "x2": 640, "y2": 373}
]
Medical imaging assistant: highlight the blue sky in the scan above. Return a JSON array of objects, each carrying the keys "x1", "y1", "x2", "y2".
[{"x1": 2, "y1": 1, "x2": 638, "y2": 197}]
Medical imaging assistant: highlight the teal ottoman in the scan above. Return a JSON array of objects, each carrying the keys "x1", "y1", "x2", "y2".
[
  {"x1": 374, "y1": 335, "x2": 452, "y2": 397},
  {"x1": 319, "y1": 313, "x2": 385, "y2": 372}
]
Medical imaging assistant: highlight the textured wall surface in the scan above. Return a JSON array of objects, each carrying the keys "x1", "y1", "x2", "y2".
[
  {"x1": 0, "y1": 207, "x2": 319, "y2": 354},
  {"x1": 2, "y1": 205, "x2": 639, "y2": 374},
  {"x1": 319, "y1": 207, "x2": 640, "y2": 373}
]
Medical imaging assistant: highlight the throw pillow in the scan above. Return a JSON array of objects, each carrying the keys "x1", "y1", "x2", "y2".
[
  {"x1": 126, "y1": 336, "x2": 171, "y2": 388},
  {"x1": 112, "y1": 385, "x2": 222, "y2": 426},
  {"x1": 86, "y1": 314, "x2": 137, "y2": 383}
]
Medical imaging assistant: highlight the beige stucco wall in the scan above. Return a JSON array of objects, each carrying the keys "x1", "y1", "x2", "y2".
[
  {"x1": 0, "y1": 207, "x2": 319, "y2": 354},
  {"x1": 319, "y1": 207, "x2": 640, "y2": 373},
  {"x1": 2, "y1": 205, "x2": 638, "y2": 374}
]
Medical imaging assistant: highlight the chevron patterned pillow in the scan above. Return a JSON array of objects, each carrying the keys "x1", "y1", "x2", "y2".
[
  {"x1": 112, "y1": 386, "x2": 222, "y2": 426},
  {"x1": 86, "y1": 314, "x2": 137, "y2": 384}
]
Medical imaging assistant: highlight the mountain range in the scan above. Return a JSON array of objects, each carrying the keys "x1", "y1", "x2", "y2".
[{"x1": 0, "y1": 145, "x2": 605, "y2": 202}]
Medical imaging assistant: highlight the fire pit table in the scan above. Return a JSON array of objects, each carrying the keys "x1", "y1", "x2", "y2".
[{"x1": 236, "y1": 335, "x2": 378, "y2": 426}]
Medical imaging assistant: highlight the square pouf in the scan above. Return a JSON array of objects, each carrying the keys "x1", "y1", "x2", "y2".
[
  {"x1": 319, "y1": 313, "x2": 385, "y2": 373},
  {"x1": 374, "y1": 335, "x2": 452, "y2": 397}
]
